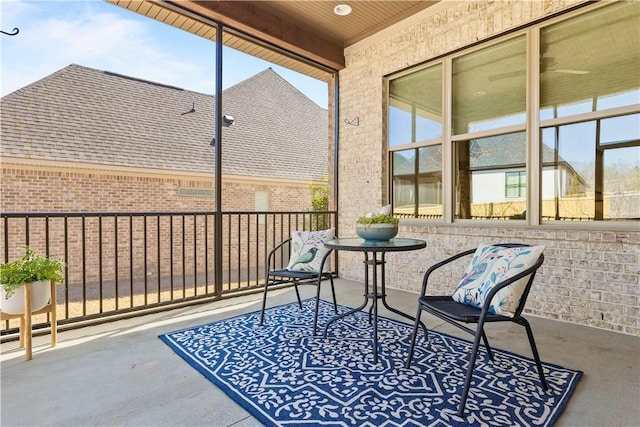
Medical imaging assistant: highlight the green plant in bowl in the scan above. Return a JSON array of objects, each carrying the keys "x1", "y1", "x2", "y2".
[
  {"x1": 355, "y1": 213, "x2": 399, "y2": 226},
  {"x1": 355, "y1": 205, "x2": 399, "y2": 241}
]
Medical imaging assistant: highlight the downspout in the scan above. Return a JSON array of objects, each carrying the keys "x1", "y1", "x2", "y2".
[
  {"x1": 333, "y1": 72, "x2": 340, "y2": 274},
  {"x1": 333, "y1": 72, "x2": 340, "y2": 231}
]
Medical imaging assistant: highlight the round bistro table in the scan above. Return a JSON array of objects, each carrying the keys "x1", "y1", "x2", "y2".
[{"x1": 323, "y1": 237, "x2": 426, "y2": 363}]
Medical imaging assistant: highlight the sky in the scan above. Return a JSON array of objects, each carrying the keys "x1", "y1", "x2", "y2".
[{"x1": 0, "y1": 0, "x2": 329, "y2": 107}]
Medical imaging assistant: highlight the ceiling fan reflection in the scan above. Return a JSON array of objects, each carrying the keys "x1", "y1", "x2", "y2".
[{"x1": 489, "y1": 56, "x2": 590, "y2": 81}]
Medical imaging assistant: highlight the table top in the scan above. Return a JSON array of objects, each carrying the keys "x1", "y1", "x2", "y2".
[{"x1": 324, "y1": 237, "x2": 426, "y2": 252}]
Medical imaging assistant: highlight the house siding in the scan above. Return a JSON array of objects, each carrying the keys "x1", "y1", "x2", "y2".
[{"x1": 338, "y1": 0, "x2": 639, "y2": 335}]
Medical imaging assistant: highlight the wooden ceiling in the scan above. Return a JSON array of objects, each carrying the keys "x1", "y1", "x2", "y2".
[{"x1": 110, "y1": 1, "x2": 439, "y2": 80}]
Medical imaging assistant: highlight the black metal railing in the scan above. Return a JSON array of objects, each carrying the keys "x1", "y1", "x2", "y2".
[{"x1": 1, "y1": 210, "x2": 337, "y2": 339}]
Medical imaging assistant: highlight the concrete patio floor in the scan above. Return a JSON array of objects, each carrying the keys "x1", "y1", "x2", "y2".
[{"x1": 2, "y1": 278, "x2": 639, "y2": 427}]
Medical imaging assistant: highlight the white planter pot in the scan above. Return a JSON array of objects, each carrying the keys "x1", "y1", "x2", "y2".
[{"x1": 0, "y1": 280, "x2": 51, "y2": 315}]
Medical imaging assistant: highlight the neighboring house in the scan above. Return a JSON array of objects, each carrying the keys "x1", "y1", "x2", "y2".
[
  {"x1": 469, "y1": 134, "x2": 587, "y2": 204},
  {"x1": 392, "y1": 133, "x2": 588, "y2": 218},
  {"x1": 0, "y1": 64, "x2": 329, "y2": 213}
]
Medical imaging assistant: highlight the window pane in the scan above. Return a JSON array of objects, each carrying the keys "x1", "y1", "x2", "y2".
[
  {"x1": 393, "y1": 150, "x2": 416, "y2": 216},
  {"x1": 505, "y1": 171, "x2": 526, "y2": 198},
  {"x1": 604, "y1": 146, "x2": 640, "y2": 220},
  {"x1": 388, "y1": 65, "x2": 442, "y2": 146},
  {"x1": 455, "y1": 132, "x2": 527, "y2": 220},
  {"x1": 540, "y1": 2, "x2": 640, "y2": 119},
  {"x1": 418, "y1": 146, "x2": 443, "y2": 218},
  {"x1": 452, "y1": 36, "x2": 526, "y2": 134},
  {"x1": 601, "y1": 114, "x2": 640, "y2": 146},
  {"x1": 392, "y1": 146, "x2": 442, "y2": 218},
  {"x1": 541, "y1": 115, "x2": 640, "y2": 221}
]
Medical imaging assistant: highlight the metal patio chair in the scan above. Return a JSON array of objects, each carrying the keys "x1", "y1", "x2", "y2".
[
  {"x1": 260, "y1": 237, "x2": 337, "y2": 335},
  {"x1": 405, "y1": 243, "x2": 549, "y2": 417}
]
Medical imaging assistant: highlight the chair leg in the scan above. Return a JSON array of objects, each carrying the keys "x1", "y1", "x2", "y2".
[
  {"x1": 293, "y1": 282, "x2": 303, "y2": 309},
  {"x1": 481, "y1": 330, "x2": 495, "y2": 362},
  {"x1": 313, "y1": 276, "x2": 337, "y2": 335},
  {"x1": 521, "y1": 318, "x2": 549, "y2": 390},
  {"x1": 458, "y1": 321, "x2": 486, "y2": 417},
  {"x1": 312, "y1": 277, "x2": 323, "y2": 336},
  {"x1": 405, "y1": 306, "x2": 424, "y2": 369},
  {"x1": 260, "y1": 278, "x2": 270, "y2": 326}
]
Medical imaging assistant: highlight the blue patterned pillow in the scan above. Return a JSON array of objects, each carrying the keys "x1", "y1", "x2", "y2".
[
  {"x1": 286, "y1": 228, "x2": 335, "y2": 273},
  {"x1": 452, "y1": 244, "x2": 545, "y2": 317}
]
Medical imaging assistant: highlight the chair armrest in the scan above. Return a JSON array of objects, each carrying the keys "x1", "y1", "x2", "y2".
[
  {"x1": 267, "y1": 238, "x2": 292, "y2": 271},
  {"x1": 420, "y1": 247, "x2": 477, "y2": 296}
]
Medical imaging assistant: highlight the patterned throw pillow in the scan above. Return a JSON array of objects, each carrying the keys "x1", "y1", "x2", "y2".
[
  {"x1": 452, "y1": 244, "x2": 545, "y2": 317},
  {"x1": 286, "y1": 228, "x2": 335, "y2": 273}
]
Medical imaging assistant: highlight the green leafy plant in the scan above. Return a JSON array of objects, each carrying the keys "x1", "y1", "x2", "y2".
[
  {"x1": 0, "y1": 247, "x2": 65, "y2": 298},
  {"x1": 309, "y1": 177, "x2": 329, "y2": 231},
  {"x1": 356, "y1": 213, "x2": 399, "y2": 225}
]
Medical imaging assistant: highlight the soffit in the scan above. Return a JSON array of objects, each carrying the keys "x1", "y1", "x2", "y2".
[
  {"x1": 242, "y1": 1, "x2": 437, "y2": 47},
  {"x1": 108, "y1": 0, "x2": 439, "y2": 81}
]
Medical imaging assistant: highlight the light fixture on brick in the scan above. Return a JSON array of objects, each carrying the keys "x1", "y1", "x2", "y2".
[{"x1": 345, "y1": 116, "x2": 359, "y2": 126}]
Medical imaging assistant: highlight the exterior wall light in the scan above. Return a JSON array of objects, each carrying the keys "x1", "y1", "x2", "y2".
[{"x1": 222, "y1": 115, "x2": 234, "y2": 127}]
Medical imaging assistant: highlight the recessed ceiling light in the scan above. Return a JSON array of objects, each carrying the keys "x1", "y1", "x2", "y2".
[{"x1": 334, "y1": 4, "x2": 352, "y2": 16}]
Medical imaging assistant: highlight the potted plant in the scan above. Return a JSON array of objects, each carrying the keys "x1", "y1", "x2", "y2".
[
  {"x1": 355, "y1": 205, "x2": 399, "y2": 242},
  {"x1": 0, "y1": 246, "x2": 65, "y2": 315}
]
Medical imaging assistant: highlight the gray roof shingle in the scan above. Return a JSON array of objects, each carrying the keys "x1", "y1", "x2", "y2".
[{"x1": 1, "y1": 64, "x2": 328, "y2": 181}]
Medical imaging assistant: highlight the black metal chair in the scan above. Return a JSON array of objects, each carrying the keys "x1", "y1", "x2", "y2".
[
  {"x1": 260, "y1": 237, "x2": 337, "y2": 335},
  {"x1": 406, "y1": 243, "x2": 548, "y2": 417}
]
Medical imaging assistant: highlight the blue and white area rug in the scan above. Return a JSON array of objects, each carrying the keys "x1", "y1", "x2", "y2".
[{"x1": 159, "y1": 299, "x2": 582, "y2": 427}]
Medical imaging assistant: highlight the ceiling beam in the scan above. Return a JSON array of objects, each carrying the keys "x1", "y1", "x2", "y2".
[{"x1": 177, "y1": 1, "x2": 345, "y2": 70}]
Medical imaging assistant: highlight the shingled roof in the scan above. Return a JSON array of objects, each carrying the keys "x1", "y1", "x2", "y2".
[{"x1": 0, "y1": 64, "x2": 328, "y2": 181}]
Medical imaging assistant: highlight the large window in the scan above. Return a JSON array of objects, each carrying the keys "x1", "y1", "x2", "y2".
[{"x1": 387, "y1": 1, "x2": 639, "y2": 225}]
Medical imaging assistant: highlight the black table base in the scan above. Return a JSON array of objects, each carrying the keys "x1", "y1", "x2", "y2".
[{"x1": 322, "y1": 238, "x2": 427, "y2": 364}]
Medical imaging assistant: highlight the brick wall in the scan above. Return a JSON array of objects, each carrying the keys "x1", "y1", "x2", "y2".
[
  {"x1": 1, "y1": 165, "x2": 315, "y2": 213},
  {"x1": 338, "y1": 225, "x2": 639, "y2": 335},
  {"x1": 338, "y1": 0, "x2": 639, "y2": 335}
]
